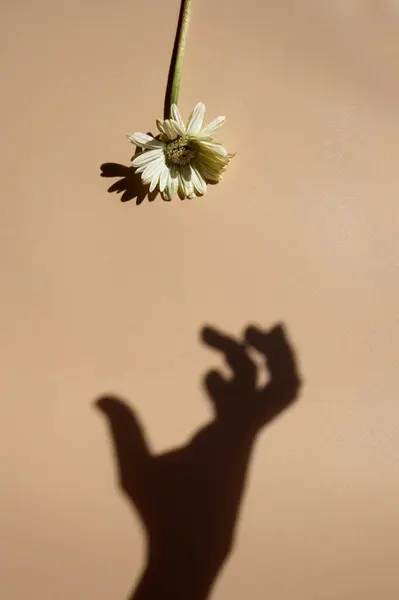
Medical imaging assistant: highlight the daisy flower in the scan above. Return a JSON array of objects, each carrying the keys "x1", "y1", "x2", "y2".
[{"x1": 126, "y1": 102, "x2": 235, "y2": 200}]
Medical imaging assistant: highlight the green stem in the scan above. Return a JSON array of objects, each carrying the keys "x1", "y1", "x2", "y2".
[{"x1": 164, "y1": 0, "x2": 193, "y2": 120}]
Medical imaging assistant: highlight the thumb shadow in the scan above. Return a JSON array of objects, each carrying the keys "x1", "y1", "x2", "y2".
[{"x1": 95, "y1": 323, "x2": 302, "y2": 600}]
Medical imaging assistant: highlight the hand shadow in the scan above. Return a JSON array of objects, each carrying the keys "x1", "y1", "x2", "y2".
[{"x1": 95, "y1": 323, "x2": 302, "y2": 600}]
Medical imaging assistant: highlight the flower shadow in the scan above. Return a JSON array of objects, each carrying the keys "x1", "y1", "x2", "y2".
[
  {"x1": 100, "y1": 133, "x2": 166, "y2": 206},
  {"x1": 100, "y1": 159, "x2": 160, "y2": 206}
]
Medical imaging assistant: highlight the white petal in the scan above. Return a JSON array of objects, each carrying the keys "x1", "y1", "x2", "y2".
[
  {"x1": 156, "y1": 119, "x2": 166, "y2": 134},
  {"x1": 170, "y1": 119, "x2": 186, "y2": 137},
  {"x1": 132, "y1": 149, "x2": 164, "y2": 168},
  {"x1": 195, "y1": 160, "x2": 223, "y2": 182},
  {"x1": 159, "y1": 164, "x2": 170, "y2": 193},
  {"x1": 180, "y1": 164, "x2": 194, "y2": 197},
  {"x1": 198, "y1": 116, "x2": 226, "y2": 138},
  {"x1": 199, "y1": 140, "x2": 228, "y2": 156},
  {"x1": 149, "y1": 166, "x2": 162, "y2": 192},
  {"x1": 198, "y1": 151, "x2": 231, "y2": 169},
  {"x1": 141, "y1": 157, "x2": 165, "y2": 184},
  {"x1": 162, "y1": 120, "x2": 178, "y2": 140},
  {"x1": 171, "y1": 104, "x2": 186, "y2": 132},
  {"x1": 135, "y1": 162, "x2": 154, "y2": 174},
  {"x1": 164, "y1": 118, "x2": 185, "y2": 138},
  {"x1": 167, "y1": 164, "x2": 179, "y2": 198},
  {"x1": 186, "y1": 102, "x2": 206, "y2": 136},
  {"x1": 127, "y1": 132, "x2": 165, "y2": 149},
  {"x1": 178, "y1": 170, "x2": 186, "y2": 197},
  {"x1": 190, "y1": 165, "x2": 207, "y2": 195}
]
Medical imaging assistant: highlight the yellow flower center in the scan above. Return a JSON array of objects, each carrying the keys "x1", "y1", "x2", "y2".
[{"x1": 164, "y1": 136, "x2": 197, "y2": 166}]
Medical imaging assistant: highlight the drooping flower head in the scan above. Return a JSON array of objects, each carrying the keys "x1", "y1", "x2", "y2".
[{"x1": 127, "y1": 102, "x2": 234, "y2": 200}]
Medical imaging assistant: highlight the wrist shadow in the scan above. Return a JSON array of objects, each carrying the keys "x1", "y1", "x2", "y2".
[{"x1": 95, "y1": 323, "x2": 302, "y2": 600}]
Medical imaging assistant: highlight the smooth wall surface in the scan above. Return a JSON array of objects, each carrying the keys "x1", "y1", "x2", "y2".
[{"x1": 1, "y1": 1, "x2": 399, "y2": 598}]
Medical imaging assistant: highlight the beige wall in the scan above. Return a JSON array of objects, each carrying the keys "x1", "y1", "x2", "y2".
[{"x1": 1, "y1": 1, "x2": 399, "y2": 598}]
